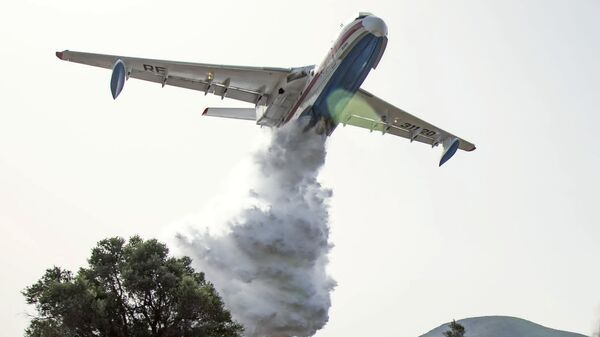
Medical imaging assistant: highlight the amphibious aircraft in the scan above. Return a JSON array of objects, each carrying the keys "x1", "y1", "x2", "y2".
[{"x1": 56, "y1": 13, "x2": 475, "y2": 166}]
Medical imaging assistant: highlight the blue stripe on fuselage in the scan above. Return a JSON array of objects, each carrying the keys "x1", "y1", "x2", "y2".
[{"x1": 303, "y1": 33, "x2": 385, "y2": 132}]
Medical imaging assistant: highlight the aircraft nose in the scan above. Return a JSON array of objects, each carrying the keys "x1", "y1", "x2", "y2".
[{"x1": 362, "y1": 15, "x2": 388, "y2": 37}]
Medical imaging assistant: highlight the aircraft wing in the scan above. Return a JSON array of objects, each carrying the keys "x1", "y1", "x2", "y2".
[
  {"x1": 338, "y1": 88, "x2": 476, "y2": 166},
  {"x1": 55, "y1": 50, "x2": 294, "y2": 105}
]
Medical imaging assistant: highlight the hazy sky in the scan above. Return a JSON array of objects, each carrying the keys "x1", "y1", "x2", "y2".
[{"x1": 1, "y1": 1, "x2": 599, "y2": 336}]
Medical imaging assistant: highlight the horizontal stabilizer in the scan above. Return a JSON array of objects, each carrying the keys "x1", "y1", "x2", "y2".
[{"x1": 202, "y1": 107, "x2": 256, "y2": 121}]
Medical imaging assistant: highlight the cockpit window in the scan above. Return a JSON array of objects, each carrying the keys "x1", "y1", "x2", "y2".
[{"x1": 355, "y1": 12, "x2": 373, "y2": 20}]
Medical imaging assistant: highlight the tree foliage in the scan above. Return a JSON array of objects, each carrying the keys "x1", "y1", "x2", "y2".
[
  {"x1": 23, "y1": 236, "x2": 243, "y2": 337},
  {"x1": 443, "y1": 319, "x2": 466, "y2": 337}
]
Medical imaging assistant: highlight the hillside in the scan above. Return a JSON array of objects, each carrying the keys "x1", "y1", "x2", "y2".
[{"x1": 420, "y1": 316, "x2": 588, "y2": 337}]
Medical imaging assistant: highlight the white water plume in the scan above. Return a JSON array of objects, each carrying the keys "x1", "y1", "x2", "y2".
[{"x1": 175, "y1": 121, "x2": 336, "y2": 337}]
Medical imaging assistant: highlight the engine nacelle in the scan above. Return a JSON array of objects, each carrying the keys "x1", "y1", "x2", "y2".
[
  {"x1": 439, "y1": 137, "x2": 460, "y2": 167},
  {"x1": 110, "y1": 59, "x2": 127, "y2": 99}
]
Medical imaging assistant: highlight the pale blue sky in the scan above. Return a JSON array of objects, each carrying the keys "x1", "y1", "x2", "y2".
[{"x1": 0, "y1": 1, "x2": 598, "y2": 336}]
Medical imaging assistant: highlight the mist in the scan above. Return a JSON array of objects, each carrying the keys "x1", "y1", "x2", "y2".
[{"x1": 175, "y1": 121, "x2": 336, "y2": 337}]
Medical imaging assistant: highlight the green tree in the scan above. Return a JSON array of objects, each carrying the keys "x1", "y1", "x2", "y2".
[
  {"x1": 443, "y1": 319, "x2": 466, "y2": 337},
  {"x1": 23, "y1": 236, "x2": 243, "y2": 337}
]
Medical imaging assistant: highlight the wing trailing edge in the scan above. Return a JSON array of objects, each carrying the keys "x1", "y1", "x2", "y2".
[{"x1": 202, "y1": 107, "x2": 256, "y2": 121}]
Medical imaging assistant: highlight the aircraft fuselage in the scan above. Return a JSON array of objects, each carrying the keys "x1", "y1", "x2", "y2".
[{"x1": 259, "y1": 14, "x2": 388, "y2": 135}]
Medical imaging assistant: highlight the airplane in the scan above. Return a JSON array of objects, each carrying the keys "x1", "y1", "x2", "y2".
[{"x1": 56, "y1": 12, "x2": 475, "y2": 166}]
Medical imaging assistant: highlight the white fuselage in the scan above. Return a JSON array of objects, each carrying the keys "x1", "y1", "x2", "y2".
[{"x1": 257, "y1": 14, "x2": 388, "y2": 134}]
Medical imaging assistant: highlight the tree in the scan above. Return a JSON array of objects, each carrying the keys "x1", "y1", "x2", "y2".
[
  {"x1": 23, "y1": 236, "x2": 243, "y2": 337},
  {"x1": 443, "y1": 319, "x2": 466, "y2": 337}
]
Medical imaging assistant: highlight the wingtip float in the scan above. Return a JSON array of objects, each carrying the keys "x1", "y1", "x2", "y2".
[
  {"x1": 110, "y1": 59, "x2": 127, "y2": 100},
  {"x1": 439, "y1": 138, "x2": 460, "y2": 167}
]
